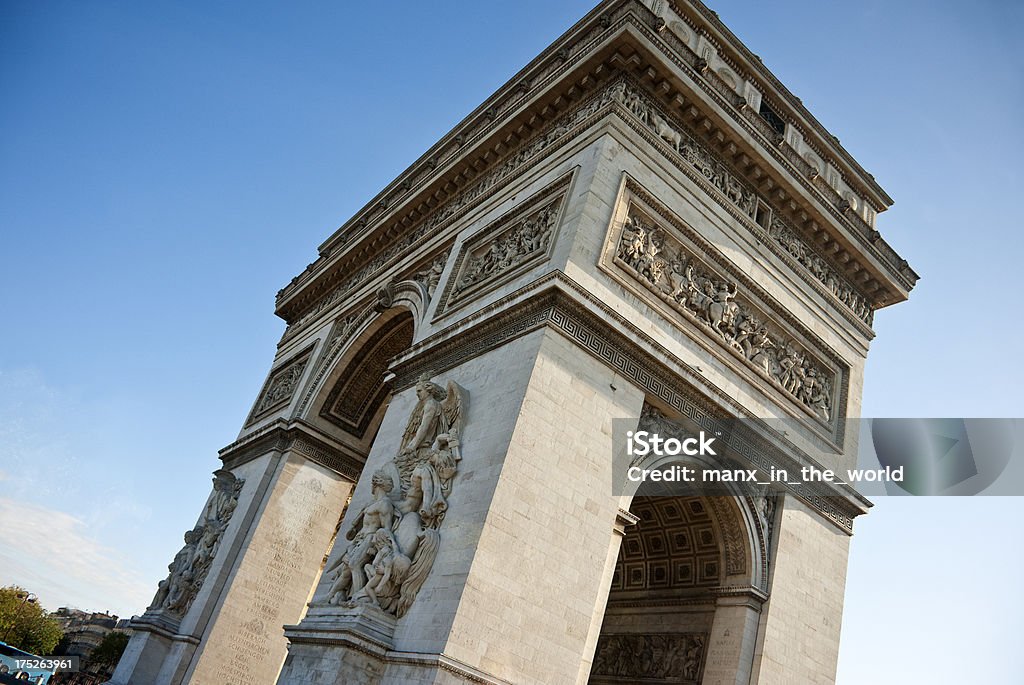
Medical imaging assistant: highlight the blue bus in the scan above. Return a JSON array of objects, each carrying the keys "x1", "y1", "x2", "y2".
[{"x1": 0, "y1": 641, "x2": 56, "y2": 684}]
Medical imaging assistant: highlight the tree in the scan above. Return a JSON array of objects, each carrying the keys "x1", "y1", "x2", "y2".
[
  {"x1": 88, "y1": 631, "x2": 129, "y2": 670},
  {"x1": 0, "y1": 586, "x2": 63, "y2": 655}
]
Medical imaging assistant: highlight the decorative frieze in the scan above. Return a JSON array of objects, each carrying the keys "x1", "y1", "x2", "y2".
[
  {"x1": 454, "y1": 203, "x2": 558, "y2": 295},
  {"x1": 246, "y1": 346, "x2": 314, "y2": 425},
  {"x1": 608, "y1": 79, "x2": 873, "y2": 326},
  {"x1": 440, "y1": 175, "x2": 570, "y2": 315},
  {"x1": 614, "y1": 204, "x2": 835, "y2": 423},
  {"x1": 316, "y1": 374, "x2": 468, "y2": 618},
  {"x1": 591, "y1": 633, "x2": 706, "y2": 683},
  {"x1": 280, "y1": 83, "x2": 621, "y2": 339},
  {"x1": 146, "y1": 470, "x2": 244, "y2": 619},
  {"x1": 612, "y1": 80, "x2": 759, "y2": 221},
  {"x1": 284, "y1": 70, "x2": 887, "y2": 344}
]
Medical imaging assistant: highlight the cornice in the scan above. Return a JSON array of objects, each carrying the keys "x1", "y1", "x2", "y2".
[
  {"x1": 219, "y1": 418, "x2": 364, "y2": 480},
  {"x1": 601, "y1": 15, "x2": 917, "y2": 300},
  {"x1": 673, "y1": 0, "x2": 893, "y2": 212},
  {"x1": 273, "y1": 0, "x2": 914, "y2": 328}
]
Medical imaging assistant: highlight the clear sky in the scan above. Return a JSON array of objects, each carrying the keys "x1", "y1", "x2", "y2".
[{"x1": 1, "y1": 1, "x2": 1022, "y2": 682}]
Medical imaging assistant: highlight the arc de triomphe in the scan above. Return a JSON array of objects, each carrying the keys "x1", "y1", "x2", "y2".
[{"x1": 110, "y1": 1, "x2": 916, "y2": 683}]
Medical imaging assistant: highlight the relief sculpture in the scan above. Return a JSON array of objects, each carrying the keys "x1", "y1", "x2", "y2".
[
  {"x1": 147, "y1": 470, "x2": 244, "y2": 618},
  {"x1": 609, "y1": 79, "x2": 873, "y2": 326},
  {"x1": 591, "y1": 633, "x2": 706, "y2": 683},
  {"x1": 319, "y1": 374, "x2": 467, "y2": 618},
  {"x1": 452, "y1": 200, "x2": 560, "y2": 299},
  {"x1": 617, "y1": 211, "x2": 833, "y2": 422}
]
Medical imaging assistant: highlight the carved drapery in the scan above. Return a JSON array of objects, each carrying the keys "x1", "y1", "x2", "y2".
[
  {"x1": 614, "y1": 205, "x2": 835, "y2": 422},
  {"x1": 453, "y1": 200, "x2": 558, "y2": 296},
  {"x1": 147, "y1": 470, "x2": 244, "y2": 618},
  {"x1": 409, "y1": 249, "x2": 451, "y2": 301},
  {"x1": 317, "y1": 374, "x2": 468, "y2": 618},
  {"x1": 590, "y1": 633, "x2": 706, "y2": 683}
]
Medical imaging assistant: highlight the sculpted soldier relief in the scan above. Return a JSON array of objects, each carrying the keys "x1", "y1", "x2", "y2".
[
  {"x1": 608, "y1": 79, "x2": 874, "y2": 326},
  {"x1": 317, "y1": 374, "x2": 467, "y2": 618},
  {"x1": 616, "y1": 211, "x2": 834, "y2": 422},
  {"x1": 591, "y1": 633, "x2": 706, "y2": 683},
  {"x1": 147, "y1": 470, "x2": 244, "y2": 618},
  {"x1": 453, "y1": 201, "x2": 559, "y2": 298},
  {"x1": 440, "y1": 182, "x2": 569, "y2": 313}
]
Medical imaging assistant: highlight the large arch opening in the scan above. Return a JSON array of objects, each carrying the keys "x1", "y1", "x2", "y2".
[
  {"x1": 304, "y1": 308, "x2": 416, "y2": 465},
  {"x1": 590, "y1": 493, "x2": 765, "y2": 684}
]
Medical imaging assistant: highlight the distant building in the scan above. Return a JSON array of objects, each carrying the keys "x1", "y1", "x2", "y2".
[{"x1": 52, "y1": 609, "x2": 118, "y2": 661}]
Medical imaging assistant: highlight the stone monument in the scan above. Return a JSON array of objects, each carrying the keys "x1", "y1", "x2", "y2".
[{"x1": 111, "y1": 1, "x2": 916, "y2": 683}]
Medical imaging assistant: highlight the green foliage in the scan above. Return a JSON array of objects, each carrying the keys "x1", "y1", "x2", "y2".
[
  {"x1": 0, "y1": 586, "x2": 64, "y2": 655},
  {"x1": 89, "y1": 631, "x2": 129, "y2": 667}
]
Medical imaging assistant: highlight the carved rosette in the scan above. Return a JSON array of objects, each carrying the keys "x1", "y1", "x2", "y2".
[
  {"x1": 614, "y1": 206, "x2": 835, "y2": 423},
  {"x1": 146, "y1": 470, "x2": 244, "y2": 619},
  {"x1": 317, "y1": 374, "x2": 468, "y2": 618}
]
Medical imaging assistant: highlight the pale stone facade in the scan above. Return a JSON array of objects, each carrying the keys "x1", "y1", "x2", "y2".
[{"x1": 111, "y1": 1, "x2": 915, "y2": 684}]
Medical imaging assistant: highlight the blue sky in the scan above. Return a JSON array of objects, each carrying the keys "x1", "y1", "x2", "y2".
[{"x1": 1, "y1": 1, "x2": 1021, "y2": 682}]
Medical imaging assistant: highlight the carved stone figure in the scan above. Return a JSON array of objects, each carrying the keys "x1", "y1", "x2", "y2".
[
  {"x1": 455, "y1": 203, "x2": 558, "y2": 296},
  {"x1": 610, "y1": 77, "x2": 873, "y2": 326},
  {"x1": 591, "y1": 633, "x2": 705, "y2": 682},
  {"x1": 321, "y1": 374, "x2": 467, "y2": 617},
  {"x1": 412, "y1": 252, "x2": 449, "y2": 300},
  {"x1": 616, "y1": 211, "x2": 833, "y2": 421},
  {"x1": 253, "y1": 358, "x2": 308, "y2": 415},
  {"x1": 147, "y1": 470, "x2": 244, "y2": 618},
  {"x1": 322, "y1": 469, "x2": 396, "y2": 604}
]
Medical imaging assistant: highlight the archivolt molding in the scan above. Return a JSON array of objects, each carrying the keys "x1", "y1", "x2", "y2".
[
  {"x1": 293, "y1": 259, "x2": 444, "y2": 424},
  {"x1": 294, "y1": 304, "x2": 379, "y2": 420},
  {"x1": 637, "y1": 403, "x2": 772, "y2": 590},
  {"x1": 388, "y1": 273, "x2": 863, "y2": 532}
]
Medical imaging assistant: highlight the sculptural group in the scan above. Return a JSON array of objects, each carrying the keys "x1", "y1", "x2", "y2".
[{"x1": 319, "y1": 374, "x2": 467, "y2": 618}]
